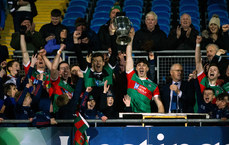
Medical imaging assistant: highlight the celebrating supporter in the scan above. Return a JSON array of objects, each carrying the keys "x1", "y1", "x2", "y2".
[
  {"x1": 167, "y1": 13, "x2": 199, "y2": 50},
  {"x1": 201, "y1": 14, "x2": 229, "y2": 51},
  {"x1": 98, "y1": 2, "x2": 121, "y2": 51},
  {"x1": 73, "y1": 23, "x2": 118, "y2": 111},
  {"x1": 195, "y1": 36, "x2": 224, "y2": 96},
  {"x1": 49, "y1": 44, "x2": 74, "y2": 113},
  {"x1": 126, "y1": 27, "x2": 164, "y2": 113},
  {"x1": 80, "y1": 87, "x2": 108, "y2": 122},
  {"x1": 10, "y1": 16, "x2": 45, "y2": 51}
]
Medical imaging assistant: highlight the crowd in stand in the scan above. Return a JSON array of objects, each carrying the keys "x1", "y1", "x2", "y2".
[{"x1": 0, "y1": 1, "x2": 229, "y2": 127}]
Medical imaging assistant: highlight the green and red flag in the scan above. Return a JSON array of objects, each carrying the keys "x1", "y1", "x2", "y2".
[{"x1": 73, "y1": 112, "x2": 89, "y2": 145}]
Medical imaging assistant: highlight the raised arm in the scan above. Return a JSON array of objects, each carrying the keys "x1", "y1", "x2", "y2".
[
  {"x1": 50, "y1": 44, "x2": 65, "y2": 80},
  {"x1": 125, "y1": 28, "x2": 135, "y2": 72},
  {"x1": 195, "y1": 36, "x2": 204, "y2": 74},
  {"x1": 73, "y1": 31, "x2": 88, "y2": 71},
  {"x1": 20, "y1": 34, "x2": 30, "y2": 65},
  {"x1": 39, "y1": 49, "x2": 52, "y2": 70}
]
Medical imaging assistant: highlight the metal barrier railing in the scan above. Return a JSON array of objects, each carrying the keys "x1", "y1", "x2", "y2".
[
  {"x1": 1, "y1": 119, "x2": 229, "y2": 127},
  {"x1": 12, "y1": 50, "x2": 228, "y2": 85}
]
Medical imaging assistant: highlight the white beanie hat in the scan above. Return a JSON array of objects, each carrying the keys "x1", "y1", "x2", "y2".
[{"x1": 209, "y1": 14, "x2": 220, "y2": 28}]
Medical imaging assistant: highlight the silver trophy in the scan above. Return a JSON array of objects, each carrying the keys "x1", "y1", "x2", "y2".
[{"x1": 113, "y1": 16, "x2": 132, "y2": 45}]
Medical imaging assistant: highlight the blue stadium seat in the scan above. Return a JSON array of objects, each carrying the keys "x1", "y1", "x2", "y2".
[
  {"x1": 66, "y1": 6, "x2": 87, "y2": 13},
  {"x1": 180, "y1": 0, "x2": 198, "y2": 5},
  {"x1": 123, "y1": 5, "x2": 142, "y2": 13},
  {"x1": 133, "y1": 24, "x2": 140, "y2": 31},
  {"x1": 69, "y1": 0, "x2": 88, "y2": 7},
  {"x1": 191, "y1": 17, "x2": 200, "y2": 25},
  {"x1": 180, "y1": 11, "x2": 200, "y2": 18},
  {"x1": 93, "y1": 11, "x2": 110, "y2": 19},
  {"x1": 90, "y1": 25, "x2": 101, "y2": 33},
  {"x1": 152, "y1": 5, "x2": 171, "y2": 13},
  {"x1": 96, "y1": 0, "x2": 114, "y2": 6},
  {"x1": 220, "y1": 17, "x2": 229, "y2": 25},
  {"x1": 155, "y1": 11, "x2": 171, "y2": 19},
  {"x1": 129, "y1": 18, "x2": 141, "y2": 25},
  {"x1": 157, "y1": 18, "x2": 170, "y2": 26},
  {"x1": 208, "y1": 10, "x2": 228, "y2": 20},
  {"x1": 180, "y1": 5, "x2": 199, "y2": 13},
  {"x1": 207, "y1": 0, "x2": 226, "y2": 6},
  {"x1": 159, "y1": 24, "x2": 170, "y2": 36},
  {"x1": 124, "y1": 0, "x2": 143, "y2": 7},
  {"x1": 95, "y1": 5, "x2": 112, "y2": 12},
  {"x1": 62, "y1": 18, "x2": 75, "y2": 27},
  {"x1": 90, "y1": 18, "x2": 108, "y2": 26},
  {"x1": 192, "y1": 23, "x2": 200, "y2": 32},
  {"x1": 207, "y1": 4, "x2": 227, "y2": 12},
  {"x1": 125, "y1": 12, "x2": 142, "y2": 19},
  {"x1": 64, "y1": 12, "x2": 84, "y2": 19},
  {"x1": 152, "y1": 0, "x2": 171, "y2": 7}
]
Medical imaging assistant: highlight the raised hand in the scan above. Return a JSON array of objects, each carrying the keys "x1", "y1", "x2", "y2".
[
  {"x1": 86, "y1": 87, "x2": 93, "y2": 93},
  {"x1": 123, "y1": 94, "x2": 131, "y2": 107},
  {"x1": 109, "y1": 19, "x2": 116, "y2": 36},
  {"x1": 39, "y1": 49, "x2": 47, "y2": 57},
  {"x1": 73, "y1": 30, "x2": 82, "y2": 44},
  {"x1": 196, "y1": 35, "x2": 202, "y2": 44},
  {"x1": 31, "y1": 54, "x2": 38, "y2": 67},
  {"x1": 216, "y1": 49, "x2": 226, "y2": 56},
  {"x1": 170, "y1": 84, "x2": 180, "y2": 94},
  {"x1": 103, "y1": 80, "x2": 110, "y2": 94},
  {"x1": 222, "y1": 24, "x2": 229, "y2": 32},
  {"x1": 148, "y1": 51, "x2": 154, "y2": 60},
  {"x1": 176, "y1": 25, "x2": 181, "y2": 39}
]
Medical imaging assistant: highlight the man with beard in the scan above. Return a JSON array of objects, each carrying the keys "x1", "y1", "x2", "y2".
[
  {"x1": 160, "y1": 63, "x2": 196, "y2": 113},
  {"x1": 126, "y1": 28, "x2": 164, "y2": 113},
  {"x1": 195, "y1": 36, "x2": 224, "y2": 97}
]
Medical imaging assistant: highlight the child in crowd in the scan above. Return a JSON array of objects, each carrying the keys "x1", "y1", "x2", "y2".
[
  {"x1": 213, "y1": 93, "x2": 229, "y2": 120},
  {"x1": 197, "y1": 88, "x2": 217, "y2": 116},
  {"x1": 100, "y1": 80, "x2": 119, "y2": 119},
  {"x1": 80, "y1": 87, "x2": 107, "y2": 122},
  {"x1": 14, "y1": 79, "x2": 36, "y2": 127}
]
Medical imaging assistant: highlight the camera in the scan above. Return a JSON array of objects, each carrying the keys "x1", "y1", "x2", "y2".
[{"x1": 19, "y1": 25, "x2": 27, "y2": 34}]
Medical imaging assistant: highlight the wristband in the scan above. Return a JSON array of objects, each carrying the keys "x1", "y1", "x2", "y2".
[
  {"x1": 196, "y1": 44, "x2": 200, "y2": 47},
  {"x1": 57, "y1": 50, "x2": 62, "y2": 55}
]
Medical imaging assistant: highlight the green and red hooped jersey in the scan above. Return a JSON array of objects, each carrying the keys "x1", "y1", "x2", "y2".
[
  {"x1": 24, "y1": 62, "x2": 51, "y2": 89},
  {"x1": 127, "y1": 70, "x2": 160, "y2": 113},
  {"x1": 197, "y1": 71, "x2": 224, "y2": 97},
  {"x1": 49, "y1": 77, "x2": 74, "y2": 113},
  {"x1": 83, "y1": 64, "x2": 114, "y2": 88}
]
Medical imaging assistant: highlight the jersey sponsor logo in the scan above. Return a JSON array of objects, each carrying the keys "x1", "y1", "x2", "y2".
[
  {"x1": 134, "y1": 83, "x2": 140, "y2": 89},
  {"x1": 134, "y1": 83, "x2": 148, "y2": 95}
]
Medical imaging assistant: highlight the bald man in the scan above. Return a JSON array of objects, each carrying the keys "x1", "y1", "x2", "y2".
[{"x1": 160, "y1": 63, "x2": 196, "y2": 113}]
